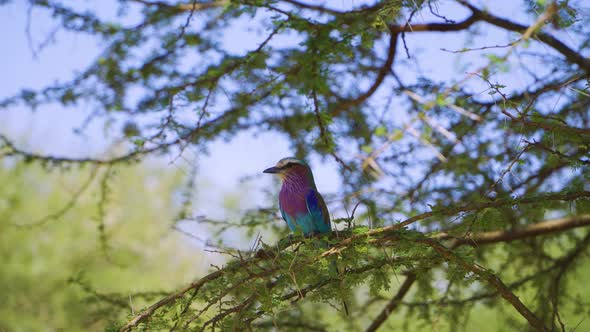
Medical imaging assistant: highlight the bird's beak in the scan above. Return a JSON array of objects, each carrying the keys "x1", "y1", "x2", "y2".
[{"x1": 263, "y1": 166, "x2": 280, "y2": 174}]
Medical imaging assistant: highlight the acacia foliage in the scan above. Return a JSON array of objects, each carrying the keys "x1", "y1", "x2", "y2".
[{"x1": 1, "y1": 0, "x2": 590, "y2": 331}]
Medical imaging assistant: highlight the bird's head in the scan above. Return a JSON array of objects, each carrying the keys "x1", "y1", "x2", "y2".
[{"x1": 263, "y1": 157, "x2": 315, "y2": 185}]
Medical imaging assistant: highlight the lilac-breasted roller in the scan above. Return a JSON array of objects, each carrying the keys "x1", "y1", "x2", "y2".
[
  {"x1": 264, "y1": 157, "x2": 349, "y2": 315},
  {"x1": 263, "y1": 157, "x2": 331, "y2": 235}
]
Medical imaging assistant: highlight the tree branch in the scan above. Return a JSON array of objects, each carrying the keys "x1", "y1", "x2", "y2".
[
  {"x1": 421, "y1": 238, "x2": 549, "y2": 331},
  {"x1": 435, "y1": 214, "x2": 590, "y2": 246},
  {"x1": 402, "y1": 232, "x2": 590, "y2": 309},
  {"x1": 335, "y1": 32, "x2": 398, "y2": 111},
  {"x1": 324, "y1": 192, "x2": 590, "y2": 257},
  {"x1": 388, "y1": 1, "x2": 590, "y2": 73},
  {"x1": 281, "y1": 0, "x2": 382, "y2": 15},
  {"x1": 118, "y1": 267, "x2": 233, "y2": 332},
  {"x1": 119, "y1": 200, "x2": 590, "y2": 331},
  {"x1": 549, "y1": 232, "x2": 590, "y2": 331},
  {"x1": 389, "y1": 13, "x2": 479, "y2": 33},
  {"x1": 365, "y1": 273, "x2": 417, "y2": 332},
  {"x1": 456, "y1": 0, "x2": 590, "y2": 73},
  {"x1": 127, "y1": 0, "x2": 227, "y2": 12},
  {"x1": 362, "y1": 214, "x2": 590, "y2": 331}
]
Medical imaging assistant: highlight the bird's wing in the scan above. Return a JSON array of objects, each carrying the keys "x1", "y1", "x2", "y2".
[{"x1": 305, "y1": 189, "x2": 332, "y2": 234}]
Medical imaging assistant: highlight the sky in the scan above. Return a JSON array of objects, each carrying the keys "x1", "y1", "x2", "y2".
[{"x1": 0, "y1": 0, "x2": 559, "y2": 250}]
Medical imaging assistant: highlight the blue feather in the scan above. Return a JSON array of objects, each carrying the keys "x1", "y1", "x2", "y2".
[{"x1": 305, "y1": 189, "x2": 331, "y2": 234}]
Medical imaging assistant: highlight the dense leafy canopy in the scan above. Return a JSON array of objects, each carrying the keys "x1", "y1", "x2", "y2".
[{"x1": 1, "y1": 0, "x2": 590, "y2": 331}]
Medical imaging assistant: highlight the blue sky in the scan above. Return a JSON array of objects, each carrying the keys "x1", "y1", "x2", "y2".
[{"x1": 0, "y1": 0, "x2": 557, "y2": 248}]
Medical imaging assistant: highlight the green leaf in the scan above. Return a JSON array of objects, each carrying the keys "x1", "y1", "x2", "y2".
[{"x1": 374, "y1": 125, "x2": 387, "y2": 137}]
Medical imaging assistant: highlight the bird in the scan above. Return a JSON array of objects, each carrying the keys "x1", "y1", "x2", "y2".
[
  {"x1": 263, "y1": 157, "x2": 349, "y2": 315},
  {"x1": 263, "y1": 157, "x2": 331, "y2": 236}
]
